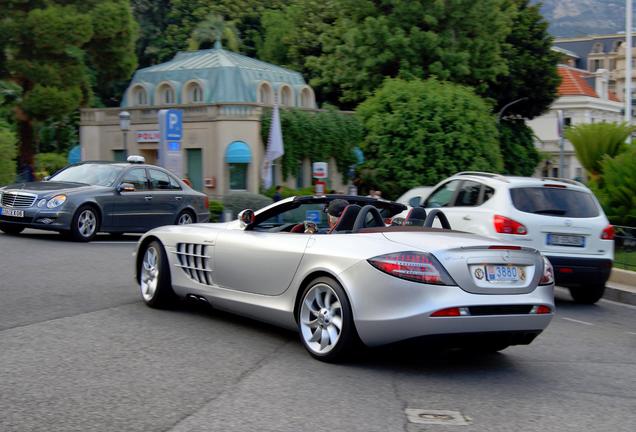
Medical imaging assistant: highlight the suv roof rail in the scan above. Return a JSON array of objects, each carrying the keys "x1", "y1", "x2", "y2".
[
  {"x1": 541, "y1": 177, "x2": 584, "y2": 187},
  {"x1": 455, "y1": 171, "x2": 510, "y2": 183}
]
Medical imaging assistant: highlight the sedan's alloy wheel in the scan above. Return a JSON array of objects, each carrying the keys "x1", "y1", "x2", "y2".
[
  {"x1": 141, "y1": 246, "x2": 159, "y2": 302},
  {"x1": 78, "y1": 209, "x2": 97, "y2": 238},
  {"x1": 300, "y1": 283, "x2": 343, "y2": 354},
  {"x1": 178, "y1": 212, "x2": 193, "y2": 225}
]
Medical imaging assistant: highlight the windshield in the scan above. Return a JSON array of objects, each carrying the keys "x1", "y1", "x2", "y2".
[
  {"x1": 49, "y1": 164, "x2": 125, "y2": 187},
  {"x1": 509, "y1": 187, "x2": 600, "y2": 218}
]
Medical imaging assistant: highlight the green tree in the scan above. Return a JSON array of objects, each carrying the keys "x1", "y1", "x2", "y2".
[
  {"x1": 0, "y1": 121, "x2": 17, "y2": 185},
  {"x1": 498, "y1": 119, "x2": 540, "y2": 175},
  {"x1": 564, "y1": 122, "x2": 634, "y2": 181},
  {"x1": 593, "y1": 146, "x2": 636, "y2": 226},
  {"x1": 1, "y1": 1, "x2": 138, "y2": 167},
  {"x1": 357, "y1": 78, "x2": 503, "y2": 198},
  {"x1": 309, "y1": 0, "x2": 513, "y2": 108},
  {"x1": 131, "y1": 0, "x2": 171, "y2": 67},
  {"x1": 188, "y1": 13, "x2": 240, "y2": 51},
  {"x1": 486, "y1": 0, "x2": 560, "y2": 119}
]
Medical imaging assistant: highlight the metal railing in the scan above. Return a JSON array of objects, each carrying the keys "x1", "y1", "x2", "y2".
[{"x1": 614, "y1": 225, "x2": 636, "y2": 271}]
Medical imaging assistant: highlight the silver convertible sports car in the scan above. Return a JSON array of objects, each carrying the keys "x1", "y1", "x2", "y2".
[{"x1": 134, "y1": 195, "x2": 555, "y2": 362}]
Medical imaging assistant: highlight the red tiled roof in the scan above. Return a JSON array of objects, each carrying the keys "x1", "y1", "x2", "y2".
[
  {"x1": 608, "y1": 90, "x2": 620, "y2": 102},
  {"x1": 558, "y1": 66, "x2": 598, "y2": 98}
]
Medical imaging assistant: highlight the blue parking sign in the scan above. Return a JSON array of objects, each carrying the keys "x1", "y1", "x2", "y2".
[{"x1": 162, "y1": 109, "x2": 182, "y2": 141}]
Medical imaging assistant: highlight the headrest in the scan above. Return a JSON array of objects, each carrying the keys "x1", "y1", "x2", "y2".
[
  {"x1": 404, "y1": 207, "x2": 427, "y2": 226},
  {"x1": 352, "y1": 205, "x2": 385, "y2": 233},
  {"x1": 330, "y1": 204, "x2": 362, "y2": 233}
]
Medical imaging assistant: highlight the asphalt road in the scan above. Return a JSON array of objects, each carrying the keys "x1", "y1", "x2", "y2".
[{"x1": 1, "y1": 229, "x2": 635, "y2": 432}]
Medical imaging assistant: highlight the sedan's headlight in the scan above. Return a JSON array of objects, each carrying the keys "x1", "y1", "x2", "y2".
[{"x1": 46, "y1": 194, "x2": 67, "y2": 208}]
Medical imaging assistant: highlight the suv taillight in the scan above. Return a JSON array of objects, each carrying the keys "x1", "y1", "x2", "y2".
[
  {"x1": 539, "y1": 256, "x2": 554, "y2": 285},
  {"x1": 368, "y1": 252, "x2": 455, "y2": 285},
  {"x1": 601, "y1": 225, "x2": 615, "y2": 240},
  {"x1": 204, "y1": 195, "x2": 209, "y2": 209},
  {"x1": 494, "y1": 215, "x2": 527, "y2": 235}
]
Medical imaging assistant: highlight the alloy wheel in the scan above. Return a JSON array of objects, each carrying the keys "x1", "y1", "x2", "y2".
[
  {"x1": 141, "y1": 246, "x2": 159, "y2": 302},
  {"x1": 178, "y1": 212, "x2": 193, "y2": 225},
  {"x1": 78, "y1": 209, "x2": 97, "y2": 238},
  {"x1": 300, "y1": 283, "x2": 343, "y2": 354}
]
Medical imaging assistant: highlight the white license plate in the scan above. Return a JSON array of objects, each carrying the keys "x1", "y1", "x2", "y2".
[
  {"x1": 547, "y1": 233, "x2": 585, "y2": 247},
  {"x1": 0, "y1": 208, "x2": 24, "y2": 217},
  {"x1": 486, "y1": 265, "x2": 521, "y2": 282}
]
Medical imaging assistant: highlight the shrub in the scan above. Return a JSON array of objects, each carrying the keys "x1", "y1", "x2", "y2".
[
  {"x1": 0, "y1": 123, "x2": 17, "y2": 185},
  {"x1": 357, "y1": 78, "x2": 503, "y2": 198},
  {"x1": 592, "y1": 146, "x2": 636, "y2": 226},
  {"x1": 208, "y1": 199, "x2": 224, "y2": 222},
  {"x1": 262, "y1": 185, "x2": 315, "y2": 199},
  {"x1": 222, "y1": 192, "x2": 273, "y2": 219},
  {"x1": 34, "y1": 152, "x2": 67, "y2": 179}
]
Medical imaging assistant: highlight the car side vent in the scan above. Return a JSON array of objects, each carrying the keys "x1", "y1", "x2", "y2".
[{"x1": 175, "y1": 243, "x2": 212, "y2": 286}]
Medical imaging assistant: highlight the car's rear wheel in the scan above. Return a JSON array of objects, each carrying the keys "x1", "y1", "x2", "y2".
[
  {"x1": 139, "y1": 240, "x2": 175, "y2": 308},
  {"x1": 70, "y1": 205, "x2": 99, "y2": 242},
  {"x1": 0, "y1": 223, "x2": 25, "y2": 235},
  {"x1": 175, "y1": 210, "x2": 194, "y2": 225},
  {"x1": 298, "y1": 276, "x2": 357, "y2": 362},
  {"x1": 569, "y1": 284, "x2": 606, "y2": 304}
]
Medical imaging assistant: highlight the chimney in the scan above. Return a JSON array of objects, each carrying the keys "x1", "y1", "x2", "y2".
[{"x1": 594, "y1": 69, "x2": 610, "y2": 100}]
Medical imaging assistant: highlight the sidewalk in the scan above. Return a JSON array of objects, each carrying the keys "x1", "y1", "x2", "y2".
[{"x1": 605, "y1": 268, "x2": 636, "y2": 306}]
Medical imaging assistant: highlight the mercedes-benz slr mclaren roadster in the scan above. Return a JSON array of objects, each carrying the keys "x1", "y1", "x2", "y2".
[{"x1": 134, "y1": 195, "x2": 555, "y2": 362}]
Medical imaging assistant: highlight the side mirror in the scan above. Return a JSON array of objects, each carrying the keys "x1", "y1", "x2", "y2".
[
  {"x1": 43, "y1": 176, "x2": 51, "y2": 181},
  {"x1": 117, "y1": 182, "x2": 135, "y2": 193},
  {"x1": 238, "y1": 209, "x2": 255, "y2": 229}
]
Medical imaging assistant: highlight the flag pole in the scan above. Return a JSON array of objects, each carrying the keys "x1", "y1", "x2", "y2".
[{"x1": 626, "y1": 0, "x2": 633, "y2": 143}]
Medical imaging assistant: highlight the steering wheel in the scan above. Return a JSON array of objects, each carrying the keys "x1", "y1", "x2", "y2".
[{"x1": 423, "y1": 209, "x2": 452, "y2": 229}]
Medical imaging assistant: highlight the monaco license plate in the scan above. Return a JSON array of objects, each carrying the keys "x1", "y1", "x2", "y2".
[
  {"x1": 0, "y1": 208, "x2": 24, "y2": 218},
  {"x1": 547, "y1": 233, "x2": 585, "y2": 247},
  {"x1": 486, "y1": 265, "x2": 521, "y2": 282}
]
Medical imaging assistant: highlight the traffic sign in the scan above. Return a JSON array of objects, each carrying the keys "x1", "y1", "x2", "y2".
[
  {"x1": 159, "y1": 109, "x2": 183, "y2": 141},
  {"x1": 312, "y1": 162, "x2": 328, "y2": 179}
]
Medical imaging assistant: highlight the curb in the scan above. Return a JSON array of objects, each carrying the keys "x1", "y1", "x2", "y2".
[{"x1": 604, "y1": 282, "x2": 636, "y2": 306}]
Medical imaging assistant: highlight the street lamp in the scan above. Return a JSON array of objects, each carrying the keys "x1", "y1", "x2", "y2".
[
  {"x1": 497, "y1": 97, "x2": 528, "y2": 124},
  {"x1": 119, "y1": 111, "x2": 130, "y2": 159}
]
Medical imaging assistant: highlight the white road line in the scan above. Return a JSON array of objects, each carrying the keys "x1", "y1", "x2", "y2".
[
  {"x1": 561, "y1": 317, "x2": 594, "y2": 326},
  {"x1": 627, "y1": 332, "x2": 636, "y2": 336},
  {"x1": 93, "y1": 241, "x2": 137, "y2": 245},
  {"x1": 600, "y1": 298, "x2": 636, "y2": 310}
]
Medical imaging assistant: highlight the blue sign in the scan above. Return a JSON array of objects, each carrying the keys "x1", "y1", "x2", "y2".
[
  {"x1": 67, "y1": 145, "x2": 81, "y2": 164},
  {"x1": 305, "y1": 210, "x2": 321, "y2": 224},
  {"x1": 161, "y1": 109, "x2": 182, "y2": 141},
  {"x1": 168, "y1": 141, "x2": 181, "y2": 151}
]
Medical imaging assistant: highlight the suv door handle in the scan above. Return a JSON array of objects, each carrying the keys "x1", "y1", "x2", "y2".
[
  {"x1": 463, "y1": 215, "x2": 472, "y2": 221},
  {"x1": 175, "y1": 196, "x2": 182, "y2": 201},
  {"x1": 144, "y1": 195, "x2": 153, "y2": 201}
]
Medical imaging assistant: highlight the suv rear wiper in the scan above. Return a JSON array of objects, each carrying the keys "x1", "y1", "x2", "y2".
[{"x1": 533, "y1": 209, "x2": 566, "y2": 215}]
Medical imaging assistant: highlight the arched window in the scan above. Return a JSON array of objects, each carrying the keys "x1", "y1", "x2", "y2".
[
  {"x1": 258, "y1": 82, "x2": 273, "y2": 105},
  {"x1": 185, "y1": 82, "x2": 204, "y2": 103},
  {"x1": 612, "y1": 41, "x2": 622, "y2": 52},
  {"x1": 280, "y1": 85, "x2": 293, "y2": 106},
  {"x1": 157, "y1": 83, "x2": 176, "y2": 105},
  {"x1": 131, "y1": 85, "x2": 148, "y2": 106},
  {"x1": 592, "y1": 42, "x2": 603, "y2": 54},
  {"x1": 300, "y1": 87, "x2": 314, "y2": 108}
]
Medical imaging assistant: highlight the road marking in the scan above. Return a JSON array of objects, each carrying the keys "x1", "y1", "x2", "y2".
[
  {"x1": 93, "y1": 241, "x2": 138, "y2": 245},
  {"x1": 404, "y1": 409, "x2": 471, "y2": 426},
  {"x1": 627, "y1": 332, "x2": 636, "y2": 336},
  {"x1": 561, "y1": 317, "x2": 594, "y2": 326}
]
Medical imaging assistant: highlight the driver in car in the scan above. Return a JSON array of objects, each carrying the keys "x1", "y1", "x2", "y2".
[{"x1": 326, "y1": 199, "x2": 349, "y2": 230}]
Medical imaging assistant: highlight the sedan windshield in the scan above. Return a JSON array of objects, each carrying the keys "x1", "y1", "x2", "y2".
[{"x1": 49, "y1": 164, "x2": 124, "y2": 187}]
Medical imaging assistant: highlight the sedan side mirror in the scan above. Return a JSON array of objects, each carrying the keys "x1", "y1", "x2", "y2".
[
  {"x1": 43, "y1": 176, "x2": 51, "y2": 181},
  {"x1": 238, "y1": 209, "x2": 255, "y2": 229},
  {"x1": 117, "y1": 182, "x2": 135, "y2": 193}
]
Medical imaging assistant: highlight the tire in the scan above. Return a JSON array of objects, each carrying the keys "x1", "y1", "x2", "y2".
[
  {"x1": 569, "y1": 284, "x2": 606, "y2": 304},
  {"x1": 139, "y1": 240, "x2": 176, "y2": 308},
  {"x1": 0, "y1": 223, "x2": 25, "y2": 235},
  {"x1": 70, "y1": 205, "x2": 100, "y2": 242},
  {"x1": 298, "y1": 276, "x2": 358, "y2": 362},
  {"x1": 175, "y1": 210, "x2": 195, "y2": 225}
]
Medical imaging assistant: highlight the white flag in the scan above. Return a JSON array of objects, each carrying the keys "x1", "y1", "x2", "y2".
[{"x1": 262, "y1": 104, "x2": 285, "y2": 189}]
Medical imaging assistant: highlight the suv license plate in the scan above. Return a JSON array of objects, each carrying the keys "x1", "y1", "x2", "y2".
[
  {"x1": 0, "y1": 208, "x2": 24, "y2": 218},
  {"x1": 547, "y1": 233, "x2": 585, "y2": 247},
  {"x1": 486, "y1": 265, "x2": 520, "y2": 282}
]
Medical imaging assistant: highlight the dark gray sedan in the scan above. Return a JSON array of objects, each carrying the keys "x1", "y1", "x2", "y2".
[{"x1": 0, "y1": 160, "x2": 209, "y2": 241}]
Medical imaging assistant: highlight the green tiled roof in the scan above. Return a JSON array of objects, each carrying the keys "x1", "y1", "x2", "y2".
[{"x1": 122, "y1": 47, "x2": 308, "y2": 107}]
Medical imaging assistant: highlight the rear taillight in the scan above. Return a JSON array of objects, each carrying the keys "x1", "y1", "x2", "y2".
[
  {"x1": 601, "y1": 225, "x2": 615, "y2": 240},
  {"x1": 539, "y1": 256, "x2": 554, "y2": 285},
  {"x1": 530, "y1": 305, "x2": 552, "y2": 314},
  {"x1": 204, "y1": 196, "x2": 209, "y2": 209},
  {"x1": 431, "y1": 307, "x2": 469, "y2": 317},
  {"x1": 368, "y1": 252, "x2": 455, "y2": 285},
  {"x1": 494, "y1": 215, "x2": 527, "y2": 235}
]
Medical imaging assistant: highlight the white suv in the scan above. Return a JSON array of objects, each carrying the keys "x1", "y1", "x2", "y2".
[{"x1": 421, "y1": 172, "x2": 614, "y2": 304}]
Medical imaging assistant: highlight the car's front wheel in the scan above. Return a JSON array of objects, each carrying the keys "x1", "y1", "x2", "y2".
[
  {"x1": 298, "y1": 276, "x2": 358, "y2": 362},
  {"x1": 175, "y1": 210, "x2": 194, "y2": 225},
  {"x1": 569, "y1": 284, "x2": 606, "y2": 304},
  {"x1": 0, "y1": 223, "x2": 25, "y2": 235},
  {"x1": 139, "y1": 240, "x2": 176, "y2": 308},
  {"x1": 70, "y1": 205, "x2": 100, "y2": 242}
]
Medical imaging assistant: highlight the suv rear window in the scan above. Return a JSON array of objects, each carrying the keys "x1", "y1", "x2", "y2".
[{"x1": 509, "y1": 187, "x2": 600, "y2": 218}]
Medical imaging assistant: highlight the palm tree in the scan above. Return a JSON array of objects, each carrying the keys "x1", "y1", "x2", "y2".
[
  {"x1": 188, "y1": 14, "x2": 240, "y2": 51},
  {"x1": 564, "y1": 121, "x2": 635, "y2": 181}
]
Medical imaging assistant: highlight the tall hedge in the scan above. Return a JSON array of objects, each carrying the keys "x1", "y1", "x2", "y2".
[
  {"x1": 260, "y1": 107, "x2": 363, "y2": 182},
  {"x1": 357, "y1": 78, "x2": 503, "y2": 198},
  {"x1": 593, "y1": 146, "x2": 636, "y2": 226},
  {"x1": 0, "y1": 123, "x2": 17, "y2": 185}
]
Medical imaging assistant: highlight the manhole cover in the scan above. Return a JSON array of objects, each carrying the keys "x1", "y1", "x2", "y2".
[{"x1": 405, "y1": 409, "x2": 471, "y2": 426}]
